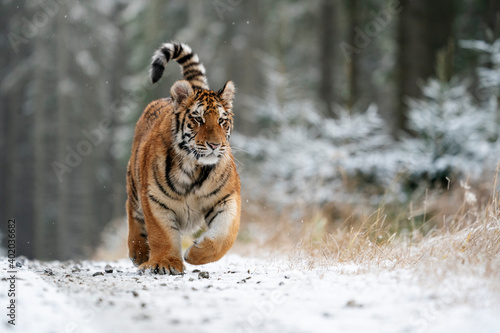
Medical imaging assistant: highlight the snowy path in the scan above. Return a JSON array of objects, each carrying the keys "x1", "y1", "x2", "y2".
[{"x1": 1, "y1": 255, "x2": 499, "y2": 333}]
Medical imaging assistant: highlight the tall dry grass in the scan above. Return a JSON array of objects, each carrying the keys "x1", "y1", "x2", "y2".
[{"x1": 238, "y1": 172, "x2": 500, "y2": 289}]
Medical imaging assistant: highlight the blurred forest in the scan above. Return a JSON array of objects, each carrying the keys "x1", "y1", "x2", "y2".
[{"x1": 1, "y1": 0, "x2": 499, "y2": 260}]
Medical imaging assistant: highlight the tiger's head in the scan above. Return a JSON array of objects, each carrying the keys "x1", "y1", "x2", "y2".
[{"x1": 170, "y1": 80, "x2": 235, "y2": 165}]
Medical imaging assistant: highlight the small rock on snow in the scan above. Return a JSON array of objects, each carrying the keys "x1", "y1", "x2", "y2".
[{"x1": 345, "y1": 299, "x2": 363, "y2": 308}]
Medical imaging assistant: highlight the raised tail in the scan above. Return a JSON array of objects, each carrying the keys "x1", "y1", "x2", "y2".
[{"x1": 150, "y1": 42, "x2": 209, "y2": 90}]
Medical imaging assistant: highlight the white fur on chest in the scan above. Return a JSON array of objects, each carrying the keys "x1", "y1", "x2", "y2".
[{"x1": 171, "y1": 195, "x2": 205, "y2": 234}]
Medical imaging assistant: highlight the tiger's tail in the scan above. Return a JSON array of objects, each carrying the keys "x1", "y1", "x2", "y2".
[{"x1": 150, "y1": 42, "x2": 209, "y2": 90}]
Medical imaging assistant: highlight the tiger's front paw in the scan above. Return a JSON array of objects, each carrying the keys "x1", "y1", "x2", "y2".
[
  {"x1": 138, "y1": 256, "x2": 185, "y2": 275},
  {"x1": 184, "y1": 238, "x2": 220, "y2": 265}
]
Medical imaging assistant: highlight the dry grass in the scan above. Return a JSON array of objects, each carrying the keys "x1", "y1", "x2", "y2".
[{"x1": 237, "y1": 174, "x2": 500, "y2": 290}]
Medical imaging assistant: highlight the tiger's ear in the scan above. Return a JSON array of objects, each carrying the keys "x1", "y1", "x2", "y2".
[
  {"x1": 171, "y1": 80, "x2": 194, "y2": 104},
  {"x1": 218, "y1": 81, "x2": 235, "y2": 109}
]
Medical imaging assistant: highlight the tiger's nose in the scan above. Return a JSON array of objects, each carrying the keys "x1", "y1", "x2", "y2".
[{"x1": 207, "y1": 142, "x2": 220, "y2": 150}]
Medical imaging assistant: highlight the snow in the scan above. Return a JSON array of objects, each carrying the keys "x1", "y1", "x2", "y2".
[
  {"x1": 1, "y1": 255, "x2": 499, "y2": 333},
  {"x1": 233, "y1": 38, "x2": 500, "y2": 208}
]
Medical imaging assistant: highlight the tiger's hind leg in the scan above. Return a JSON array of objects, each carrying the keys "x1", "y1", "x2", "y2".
[
  {"x1": 127, "y1": 198, "x2": 150, "y2": 266},
  {"x1": 184, "y1": 194, "x2": 240, "y2": 265}
]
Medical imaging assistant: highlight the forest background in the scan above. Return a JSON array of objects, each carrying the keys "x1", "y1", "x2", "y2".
[{"x1": 1, "y1": 0, "x2": 499, "y2": 260}]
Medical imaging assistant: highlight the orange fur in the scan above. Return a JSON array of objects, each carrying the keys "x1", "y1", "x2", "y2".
[{"x1": 126, "y1": 43, "x2": 240, "y2": 274}]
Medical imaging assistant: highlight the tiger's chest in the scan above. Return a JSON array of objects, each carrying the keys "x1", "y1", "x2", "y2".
[
  {"x1": 147, "y1": 156, "x2": 220, "y2": 232},
  {"x1": 171, "y1": 195, "x2": 207, "y2": 233}
]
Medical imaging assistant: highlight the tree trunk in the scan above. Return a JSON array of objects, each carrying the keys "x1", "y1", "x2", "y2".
[
  {"x1": 108, "y1": 3, "x2": 128, "y2": 226},
  {"x1": 396, "y1": 0, "x2": 456, "y2": 135},
  {"x1": 346, "y1": 0, "x2": 360, "y2": 113},
  {"x1": 319, "y1": 0, "x2": 337, "y2": 118},
  {"x1": 33, "y1": 33, "x2": 53, "y2": 259},
  {"x1": 56, "y1": 10, "x2": 71, "y2": 259},
  {"x1": 486, "y1": 0, "x2": 500, "y2": 39}
]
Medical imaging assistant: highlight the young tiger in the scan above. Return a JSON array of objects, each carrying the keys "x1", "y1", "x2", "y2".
[{"x1": 126, "y1": 42, "x2": 240, "y2": 275}]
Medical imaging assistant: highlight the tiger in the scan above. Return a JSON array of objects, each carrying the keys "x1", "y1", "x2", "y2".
[{"x1": 126, "y1": 42, "x2": 241, "y2": 275}]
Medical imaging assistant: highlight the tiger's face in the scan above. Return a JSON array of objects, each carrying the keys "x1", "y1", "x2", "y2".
[{"x1": 171, "y1": 80, "x2": 235, "y2": 165}]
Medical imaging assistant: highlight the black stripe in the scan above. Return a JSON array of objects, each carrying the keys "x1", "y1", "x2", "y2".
[
  {"x1": 140, "y1": 232, "x2": 147, "y2": 238},
  {"x1": 178, "y1": 142, "x2": 192, "y2": 154},
  {"x1": 153, "y1": 164, "x2": 179, "y2": 200},
  {"x1": 180, "y1": 166, "x2": 194, "y2": 177},
  {"x1": 190, "y1": 165, "x2": 214, "y2": 192},
  {"x1": 136, "y1": 216, "x2": 145, "y2": 224},
  {"x1": 179, "y1": 114, "x2": 186, "y2": 141},
  {"x1": 191, "y1": 85, "x2": 203, "y2": 90},
  {"x1": 183, "y1": 69, "x2": 203, "y2": 78},
  {"x1": 174, "y1": 112, "x2": 181, "y2": 132},
  {"x1": 128, "y1": 170, "x2": 136, "y2": 193},
  {"x1": 203, "y1": 167, "x2": 231, "y2": 198},
  {"x1": 148, "y1": 194, "x2": 175, "y2": 214},
  {"x1": 177, "y1": 52, "x2": 194, "y2": 65},
  {"x1": 207, "y1": 211, "x2": 221, "y2": 227},
  {"x1": 178, "y1": 142, "x2": 188, "y2": 152},
  {"x1": 129, "y1": 173, "x2": 138, "y2": 199},
  {"x1": 171, "y1": 226, "x2": 180, "y2": 231},
  {"x1": 132, "y1": 145, "x2": 140, "y2": 173},
  {"x1": 194, "y1": 150, "x2": 201, "y2": 160},
  {"x1": 204, "y1": 193, "x2": 232, "y2": 220},
  {"x1": 179, "y1": 112, "x2": 186, "y2": 134},
  {"x1": 173, "y1": 43, "x2": 182, "y2": 59},
  {"x1": 165, "y1": 154, "x2": 184, "y2": 196},
  {"x1": 204, "y1": 206, "x2": 215, "y2": 220},
  {"x1": 161, "y1": 46, "x2": 171, "y2": 62},
  {"x1": 217, "y1": 193, "x2": 232, "y2": 206},
  {"x1": 185, "y1": 72, "x2": 204, "y2": 82},
  {"x1": 129, "y1": 194, "x2": 139, "y2": 205},
  {"x1": 217, "y1": 82, "x2": 227, "y2": 95},
  {"x1": 182, "y1": 62, "x2": 200, "y2": 71}
]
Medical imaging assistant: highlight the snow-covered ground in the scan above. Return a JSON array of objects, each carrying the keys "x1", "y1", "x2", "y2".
[{"x1": 1, "y1": 254, "x2": 499, "y2": 333}]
